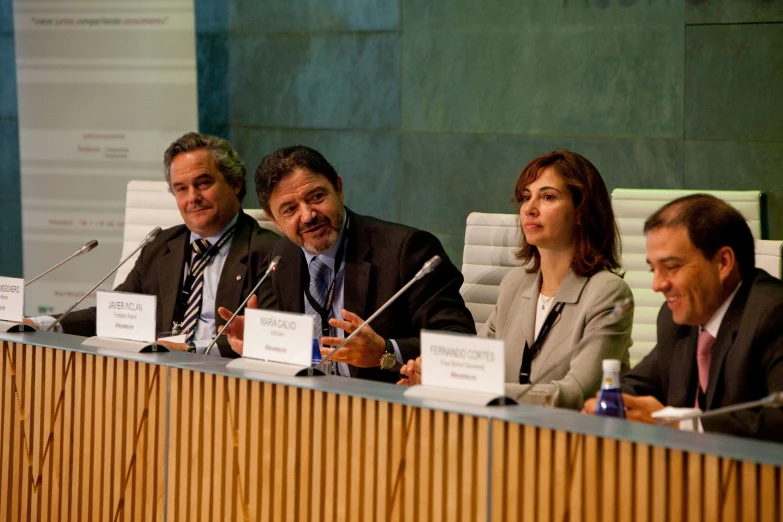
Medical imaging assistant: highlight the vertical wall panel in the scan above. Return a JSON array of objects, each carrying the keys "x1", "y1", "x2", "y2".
[{"x1": 0, "y1": 341, "x2": 165, "y2": 521}]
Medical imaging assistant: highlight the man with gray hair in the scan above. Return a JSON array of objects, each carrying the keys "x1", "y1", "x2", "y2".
[{"x1": 31, "y1": 132, "x2": 278, "y2": 357}]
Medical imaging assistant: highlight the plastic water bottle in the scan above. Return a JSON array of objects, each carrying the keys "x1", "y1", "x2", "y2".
[{"x1": 595, "y1": 359, "x2": 625, "y2": 419}]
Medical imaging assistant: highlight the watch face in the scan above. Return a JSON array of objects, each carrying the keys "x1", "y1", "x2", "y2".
[{"x1": 380, "y1": 352, "x2": 396, "y2": 370}]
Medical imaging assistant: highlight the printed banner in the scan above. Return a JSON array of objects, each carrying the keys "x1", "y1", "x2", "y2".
[{"x1": 13, "y1": 0, "x2": 198, "y2": 314}]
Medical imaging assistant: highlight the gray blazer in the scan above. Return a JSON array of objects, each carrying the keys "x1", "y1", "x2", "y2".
[{"x1": 480, "y1": 266, "x2": 633, "y2": 409}]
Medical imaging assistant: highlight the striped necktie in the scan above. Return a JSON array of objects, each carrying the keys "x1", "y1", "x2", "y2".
[
  {"x1": 305, "y1": 256, "x2": 331, "y2": 339},
  {"x1": 183, "y1": 238, "x2": 212, "y2": 344}
]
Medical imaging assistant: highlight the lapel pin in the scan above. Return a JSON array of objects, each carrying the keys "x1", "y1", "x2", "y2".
[{"x1": 236, "y1": 275, "x2": 242, "y2": 281}]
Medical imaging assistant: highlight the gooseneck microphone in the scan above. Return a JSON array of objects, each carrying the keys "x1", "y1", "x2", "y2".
[
  {"x1": 515, "y1": 296, "x2": 634, "y2": 404},
  {"x1": 25, "y1": 240, "x2": 99, "y2": 287},
  {"x1": 203, "y1": 256, "x2": 282, "y2": 356},
  {"x1": 47, "y1": 227, "x2": 162, "y2": 332},
  {"x1": 314, "y1": 255, "x2": 442, "y2": 373},
  {"x1": 658, "y1": 391, "x2": 783, "y2": 426}
]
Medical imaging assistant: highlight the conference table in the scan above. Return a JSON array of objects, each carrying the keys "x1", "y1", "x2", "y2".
[{"x1": 1, "y1": 330, "x2": 781, "y2": 522}]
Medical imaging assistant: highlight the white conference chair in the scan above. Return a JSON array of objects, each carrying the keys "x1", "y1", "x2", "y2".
[
  {"x1": 611, "y1": 188, "x2": 763, "y2": 365},
  {"x1": 756, "y1": 239, "x2": 783, "y2": 279},
  {"x1": 459, "y1": 212, "x2": 525, "y2": 332},
  {"x1": 114, "y1": 180, "x2": 279, "y2": 288}
]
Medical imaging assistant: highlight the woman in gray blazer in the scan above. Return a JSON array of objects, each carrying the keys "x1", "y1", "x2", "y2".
[{"x1": 399, "y1": 150, "x2": 634, "y2": 410}]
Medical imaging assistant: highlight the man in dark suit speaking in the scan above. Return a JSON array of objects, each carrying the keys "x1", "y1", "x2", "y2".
[
  {"x1": 31, "y1": 132, "x2": 278, "y2": 357},
  {"x1": 584, "y1": 194, "x2": 783, "y2": 441},
  {"x1": 220, "y1": 145, "x2": 475, "y2": 382}
]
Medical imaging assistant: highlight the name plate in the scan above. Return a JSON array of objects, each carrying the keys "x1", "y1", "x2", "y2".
[
  {"x1": 244, "y1": 308, "x2": 314, "y2": 367},
  {"x1": 421, "y1": 330, "x2": 505, "y2": 396},
  {"x1": 0, "y1": 277, "x2": 24, "y2": 322},
  {"x1": 96, "y1": 291, "x2": 156, "y2": 343}
]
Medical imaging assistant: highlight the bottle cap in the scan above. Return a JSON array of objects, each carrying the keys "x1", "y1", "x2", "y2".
[{"x1": 603, "y1": 359, "x2": 621, "y2": 372}]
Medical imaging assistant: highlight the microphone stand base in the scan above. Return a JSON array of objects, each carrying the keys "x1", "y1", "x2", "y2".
[
  {"x1": 404, "y1": 385, "x2": 516, "y2": 406},
  {"x1": 0, "y1": 320, "x2": 35, "y2": 333},
  {"x1": 226, "y1": 358, "x2": 324, "y2": 377},
  {"x1": 82, "y1": 336, "x2": 168, "y2": 353}
]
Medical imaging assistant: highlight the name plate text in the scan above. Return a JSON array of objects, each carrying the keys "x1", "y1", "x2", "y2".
[
  {"x1": 244, "y1": 308, "x2": 314, "y2": 367},
  {"x1": 421, "y1": 330, "x2": 505, "y2": 396},
  {"x1": 96, "y1": 291, "x2": 156, "y2": 342},
  {"x1": 0, "y1": 277, "x2": 24, "y2": 322}
]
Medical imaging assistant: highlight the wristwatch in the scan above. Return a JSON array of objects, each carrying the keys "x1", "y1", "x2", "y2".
[
  {"x1": 379, "y1": 339, "x2": 397, "y2": 370},
  {"x1": 186, "y1": 341, "x2": 197, "y2": 353}
]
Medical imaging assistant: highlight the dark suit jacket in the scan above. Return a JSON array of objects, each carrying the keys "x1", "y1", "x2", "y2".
[
  {"x1": 61, "y1": 211, "x2": 278, "y2": 357},
  {"x1": 257, "y1": 209, "x2": 476, "y2": 383},
  {"x1": 623, "y1": 269, "x2": 783, "y2": 441}
]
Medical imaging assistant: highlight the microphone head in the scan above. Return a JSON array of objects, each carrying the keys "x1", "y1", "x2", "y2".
[
  {"x1": 767, "y1": 390, "x2": 783, "y2": 408},
  {"x1": 141, "y1": 226, "x2": 163, "y2": 246},
  {"x1": 79, "y1": 239, "x2": 99, "y2": 254},
  {"x1": 415, "y1": 255, "x2": 442, "y2": 279},
  {"x1": 268, "y1": 256, "x2": 282, "y2": 271}
]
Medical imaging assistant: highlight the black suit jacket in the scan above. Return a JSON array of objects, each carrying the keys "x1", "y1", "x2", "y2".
[
  {"x1": 61, "y1": 211, "x2": 278, "y2": 357},
  {"x1": 258, "y1": 209, "x2": 476, "y2": 382},
  {"x1": 623, "y1": 269, "x2": 783, "y2": 441}
]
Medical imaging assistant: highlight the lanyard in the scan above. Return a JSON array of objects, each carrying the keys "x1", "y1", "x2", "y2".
[
  {"x1": 518, "y1": 301, "x2": 565, "y2": 384},
  {"x1": 171, "y1": 224, "x2": 237, "y2": 332},
  {"x1": 302, "y1": 222, "x2": 349, "y2": 338}
]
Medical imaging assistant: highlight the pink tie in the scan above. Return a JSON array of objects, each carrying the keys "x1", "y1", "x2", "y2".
[{"x1": 696, "y1": 329, "x2": 715, "y2": 393}]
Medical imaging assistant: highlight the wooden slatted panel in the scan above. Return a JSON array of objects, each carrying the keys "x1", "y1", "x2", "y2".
[
  {"x1": 602, "y1": 436, "x2": 618, "y2": 522},
  {"x1": 4, "y1": 340, "x2": 783, "y2": 522},
  {"x1": 164, "y1": 370, "x2": 488, "y2": 522},
  {"x1": 760, "y1": 464, "x2": 776, "y2": 522},
  {"x1": 490, "y1": 418, "x2": 505, "y2": 522},
  {"x1": 583, "y1": 435, "x2": 599, "y2": 522},
  {"x1": 651, "y1": 445, "x2": 668, "y2": 522},
  {"x1": 521, "y1": 424, "x2": 538, "y2": 522},
  {"x1": 569, "y1": 433, "x2": 586, "y2": 522},
  {"x1": 721, "y1": 459, "x2": 740, "y2": 522},
  {"x1": 669, "y1": 450, "x2": 685, "y2": 522},
  {"x1": 635, "y1": 443, "x2": 651, "y2": 522},
  {"x1": 0, "y1": 341, "x2": 165, "y2": 522}
]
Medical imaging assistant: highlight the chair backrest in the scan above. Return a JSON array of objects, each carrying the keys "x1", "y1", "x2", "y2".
[
  {"x1": 756, "y1": 239, "x2": 783, "y2": 279},
  {"x1": 460, "y1": 212, "x2": 525, "y2": 331},
  {"x1": 114, "y1": 180, "x2": 280, "y2": 288},
  {"x1": 611, "y1": 188, "x2": 763, "y2": 365}
]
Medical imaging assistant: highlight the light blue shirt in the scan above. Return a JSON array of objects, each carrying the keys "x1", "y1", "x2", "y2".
[
  {"x1": 301, "y1": 214, "x2": 402, "y2": 377},
  {"x1": 189, "y1": 214, "x2": 238, "y2": 356}
]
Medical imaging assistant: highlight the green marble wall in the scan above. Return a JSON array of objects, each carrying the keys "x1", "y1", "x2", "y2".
[
  {"x1": 2, "y1": 1, "x2": 777, "y2": 274},
  {"x1": 195, "y1": 0, "x2": 782, "y2": 266},
  {"x1": 0, "y1": 0, "x2": 22, "y2": 276}
]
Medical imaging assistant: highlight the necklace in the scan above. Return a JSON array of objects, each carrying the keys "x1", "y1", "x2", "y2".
[{"x1": 538, "y1": 293, "x2": 555, "y2": 310}]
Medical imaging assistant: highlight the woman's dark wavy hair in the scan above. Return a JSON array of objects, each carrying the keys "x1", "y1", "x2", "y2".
[{"x1": 513, "y1": 150, "x2": 621, "y2": 277}]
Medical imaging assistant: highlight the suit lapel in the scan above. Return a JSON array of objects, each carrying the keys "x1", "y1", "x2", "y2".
[
  {"x1": 215, "y1": 213, "x2": 251, "y2": 321},
  {"x1": 533, "y1": 269, "x2": 588, "y2": 374},
  {"x1": 669, "y1": 328, "x2": 699, "y2": 407},
  {"x1": 705, "y1": 280, "x2": 749, "y2": 409},
  {"x1": 157, "y1": 229, "x2": 187, "y2": 332},
  {"x1": 520, "y1": 271, "x2": 540, "y2": 353},
  {"x1": 343, "y1": 214, "x2": 371, "y2": 319},
  {"x1": 275, "y1": 241, "x2": 306, "y2": 314}
]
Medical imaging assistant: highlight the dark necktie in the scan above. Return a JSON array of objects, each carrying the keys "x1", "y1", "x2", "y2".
[
  {"x1": 182, "y1": 239, "x2": 211, "y2": 344},
  {"x1": 305, "y1": 256, "x2": 331, "y2": 339}
]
